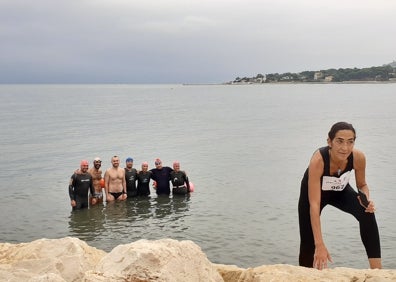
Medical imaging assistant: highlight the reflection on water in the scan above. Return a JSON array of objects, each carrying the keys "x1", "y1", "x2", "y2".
[
  {"x1": 68, "y1": 195, "x2": 191, "y2": 251},
  {"x1": 152, "y1": 195, "x2": 191, "y2": 219},
  {"x1": 68, "y1": 205, "x2": 106, "y2": 241}
]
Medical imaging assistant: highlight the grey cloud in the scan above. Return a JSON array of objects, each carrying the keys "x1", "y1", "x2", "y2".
[{"x1": 1, "y1": 0, "x2": 395, "y2": 83}]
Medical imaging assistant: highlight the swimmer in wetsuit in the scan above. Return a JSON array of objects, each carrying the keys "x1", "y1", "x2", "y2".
[
  {"x1": 137, "y1": 162, "x2": 152, "y2": 196},
  {"x1": 150, "y1": 158, "x2": 173, "y2": 195},
  {"x1": 69, "y1": 160, "x2": 94, "y2": 210},
  {"x1": 124, "y1": 157, "x2": 138, "y2": 198},
  {"x1": 170, "y1": 161, "x2": 190, "y2": 195},
  {"x1": 105, "y1": 156, "x2": 127, "y2": 201},
  {"x1": 298, "y1": 122, "x2": 381, "y2": 270}
]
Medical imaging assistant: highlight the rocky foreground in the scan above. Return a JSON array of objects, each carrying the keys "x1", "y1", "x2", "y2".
[{"x1": 0, "y1": 237, "x2": 395, "y2": 282}]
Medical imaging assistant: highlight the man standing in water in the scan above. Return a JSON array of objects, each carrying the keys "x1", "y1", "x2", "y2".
[
  {"x1": 124, "y1": 157, "x2": 138, "y2": 198},
  {"x1": 89, "y1": 157, "x2": 104, "y2": 205},
  {"x1": 105, "y1": 156, "x2": 127, "y2": 201},
  {"x1": 150, "y1": 158, "x2": 173, "y2": 196},
  {"x1": 69, "y1": 160, "x2": 94, "y2": 210}
]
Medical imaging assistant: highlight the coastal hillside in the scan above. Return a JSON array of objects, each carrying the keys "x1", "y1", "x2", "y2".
[{"x1": 230, "y1": 61, "x2": 396, "y2": 84}]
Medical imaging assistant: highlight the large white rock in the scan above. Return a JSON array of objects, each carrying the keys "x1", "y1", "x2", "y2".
[
  {"x1": 86, "y1": 238, "x2": 224, "y2": 282},
  {"x1": 0, "y1": 237, "x2": 106, "y2": 282}
]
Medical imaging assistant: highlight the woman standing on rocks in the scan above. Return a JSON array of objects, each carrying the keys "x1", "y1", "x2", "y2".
[{"x1": 298, "y1": 121, "x2": 381, "y2": 270}]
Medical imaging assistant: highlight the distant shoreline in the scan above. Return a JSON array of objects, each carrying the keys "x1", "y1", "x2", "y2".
[
  {"x1": 182, "y1": 80, "x2": 396, "y2": 86},
  {"x1": 226, "y1": 80, "x2": 396, "y2": 85}
]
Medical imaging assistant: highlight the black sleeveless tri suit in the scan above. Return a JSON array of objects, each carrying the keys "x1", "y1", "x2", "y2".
[{"x1": 298, "y1": 146, "x2": 381, "y2": 267}]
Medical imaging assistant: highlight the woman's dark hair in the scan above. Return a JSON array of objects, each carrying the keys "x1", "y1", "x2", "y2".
[{"x1": 328, "y1": 122, "x2": 356, "y2": 140}]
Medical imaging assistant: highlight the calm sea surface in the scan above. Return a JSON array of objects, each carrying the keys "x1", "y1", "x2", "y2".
[{"x1": 0, "y1": 83, "x2": 395, "y2": 269}]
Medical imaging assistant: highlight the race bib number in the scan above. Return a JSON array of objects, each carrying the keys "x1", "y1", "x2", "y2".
[{"x1": 322, "y1": 171, "x2": 351, "y2": 191}]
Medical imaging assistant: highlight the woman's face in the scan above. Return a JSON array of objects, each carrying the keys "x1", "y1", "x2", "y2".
[{"x1": 328, "y1": 129, "x2": 355, "y2": 160}]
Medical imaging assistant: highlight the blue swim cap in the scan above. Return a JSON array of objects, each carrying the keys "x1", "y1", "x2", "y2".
[{"x1": 126, "y1": 157, "x2": 133, "y2": 162}]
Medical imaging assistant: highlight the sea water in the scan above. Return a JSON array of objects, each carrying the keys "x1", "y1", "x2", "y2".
[{"x1": 0, "y1": 83, "x2": 395, "y2": 268}]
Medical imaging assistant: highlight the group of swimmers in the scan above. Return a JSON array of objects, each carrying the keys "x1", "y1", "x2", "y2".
[{"x1": 68, "y1": 156, "x2": 191, "y2": 210}]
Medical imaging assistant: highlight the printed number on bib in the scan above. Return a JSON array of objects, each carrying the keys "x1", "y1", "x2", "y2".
[{"x1": 322, "y1": 171, "x2": 351, "y2": 191}]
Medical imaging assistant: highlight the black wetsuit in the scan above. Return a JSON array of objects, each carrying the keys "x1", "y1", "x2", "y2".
[
  {"x1": 69, "y1": 172, "x2": 94, "y2": 210},
  {"x1": 298, "y1": 146, "x2": 381, "y2": 267},
  {"x1": 125, "y1": 168, "x2": 138, "y2": 197},
  {"x1": 137, "y1": 170, "x2": 152, "y2": 196},
  {"x1": 150, "y1": 167, "x2": 173, "y2": 195},
  {"x1": 170, "y1": 170, "x2": 190, "y2": 195}
]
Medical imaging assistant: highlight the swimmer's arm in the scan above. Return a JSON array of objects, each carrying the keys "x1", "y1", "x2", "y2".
[
  {"x1": 89, "y1": 175, "x2": 95, "y2": 196},
  {"x1": 354, "y1": 149, "x2": 369, "y2": 195},
  {"x1": 308, "y1": 151, "x2": 325, "y2": 247},
  {"x1": 68, "y1": 174, "x2": 76, "y2": 200},
  {"x1": 308, "y1": 151, "x2": 333, "y2": 268},
  {"x1": 184, "y1": 172, "x2": 190, "y2": 190},
  {"x1": 104, "y1": 170, "x2": 110, "y2": 197},
  {"x1": 149, "y1": 169, "x2": 156, "y2": 181},
  {"x1": 68, "y1": 185, "x2": 75, "y2": 200},
  {"x1": 354, "y1": 149, "x2": 376, "y2": 212},
  {"x1": 122, "y1": 171, "x2": 127, "y2": 194}
]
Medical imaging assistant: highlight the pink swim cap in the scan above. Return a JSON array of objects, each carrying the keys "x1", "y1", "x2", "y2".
[{"x1": 80, "y1": 160, "x2": 89, "y2": 166}]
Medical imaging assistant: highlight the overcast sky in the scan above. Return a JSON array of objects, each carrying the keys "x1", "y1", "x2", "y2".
[{"x1": 1, "y1": 0, "x2": 395, "y2": 84}]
